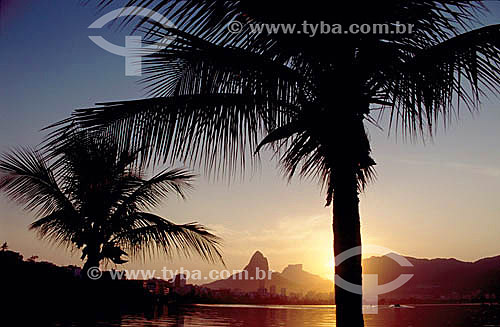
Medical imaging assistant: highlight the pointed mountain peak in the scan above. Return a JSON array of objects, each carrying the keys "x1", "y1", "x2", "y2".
[
  {"x1": 251, "y1": 251, "x2": 264, "y2": 259},
  {"x1": 244, "y1": 250, "x2": 269, "y2": 273}
]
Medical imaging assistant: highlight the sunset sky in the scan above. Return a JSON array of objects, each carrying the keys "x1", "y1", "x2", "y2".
[{"x1": 1, "y1": 0, "x2": 499, "y2": 282}]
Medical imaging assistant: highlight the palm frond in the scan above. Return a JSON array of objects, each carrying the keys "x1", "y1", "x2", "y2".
[
  {"x1": 29, "y1": 209, "x2": 81, "y2": 248},
  {"x1": 51, "y1": 94, "x2": 294, "y2": 178},
  {"x1": 0, "y1": 147, "x2": 76, "y2": 217},
  {"x1": 255, "y1": 121, "x2": 302, "y2": 153},
  {"x1": 97, "y1": 0, "x2": 242, "y2": 42},
  {"x1": 384, "y1": 23, "x2": 500, "y2": 139},
  {"x1": 93, "y1": 1, "x2": 486, "y2": 47},
  {"x1": 114, "y1": 212, "x2": 224, "y2": 264},
  {"x1": 138, "y1": 25, "x2": 308, "y2": 99},
  {"x1": 112, "y1": 167, "x2": 194, "y2": 215}
]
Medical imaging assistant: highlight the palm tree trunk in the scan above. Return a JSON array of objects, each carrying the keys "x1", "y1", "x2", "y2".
[
  {"x1": 82, "y1": 247, "x2": 101, "y2": 280},
  {"x1": 332, "y1": 165, "x2": 364, "y2": 327}
]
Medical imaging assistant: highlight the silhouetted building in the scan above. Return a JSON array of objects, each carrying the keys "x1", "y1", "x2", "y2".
[
  {"x1": 143, "y1": 278, "x2": 170, "y2": 295},
  {"x1": 270, "y1": 285, "x2": 276, "y2": 295},
  {"x1": 174, "y1": 274, "x2": 186, "y2": 288},
  {"x1": 281, "y1": 288, "x2": 287, "y2": 296}
]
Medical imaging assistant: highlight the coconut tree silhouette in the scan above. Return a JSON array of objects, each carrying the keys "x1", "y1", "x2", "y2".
[
  {"x1": 48, "y1": 1, "x2": 499, "y2": 325},
  {"x1": 0, "y1": 132, "x2": 223, "y2": 278}
]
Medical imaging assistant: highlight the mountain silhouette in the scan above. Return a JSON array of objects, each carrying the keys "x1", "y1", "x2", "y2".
[
  {"x1": 204, "y1": 251, "x2": 333, "y2": 293},
  {"x1": 363, "y1": 254, "x2": 500, "y2": 300},
  {"x1": 204, "y1": 251, "x2": 500, "y2": 299},
  {"x1": 243, "y1": 251, "x2": 269, "y2": 274}
]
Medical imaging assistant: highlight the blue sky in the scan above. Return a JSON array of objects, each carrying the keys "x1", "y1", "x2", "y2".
[{"x1": 1, "y1": 1, "x2": 499, "y2": 280}]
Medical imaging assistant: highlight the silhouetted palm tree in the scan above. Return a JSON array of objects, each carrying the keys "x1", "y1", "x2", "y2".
[
  {"x1": 49, "y1": 1, "x2": 499, "y2": 325},
  {"x1": 0, "y1": 132, "x2": 223, "y2": 277}
]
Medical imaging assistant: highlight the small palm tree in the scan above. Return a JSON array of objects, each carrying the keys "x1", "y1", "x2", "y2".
[
  {"x1": 49, "y1": 1, "x2": 499, "y2": 325},
  {"x1": 1, "y1": 242, "x2": 7, "y2": 252},
  {"x1": 0, "y1": 132, "x2": 223, "y2": 276}
]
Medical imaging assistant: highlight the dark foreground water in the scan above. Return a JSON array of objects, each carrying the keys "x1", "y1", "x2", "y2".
[{"x1": 53, "y1": 304, "x2": 500, "y2": 327}]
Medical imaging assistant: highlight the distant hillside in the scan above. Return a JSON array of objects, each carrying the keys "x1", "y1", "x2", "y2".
[
  {"x1": 203, "y1": 251, "x2": 333, "y2": 294},
  {"x1": 363, "y1": 254, "x2": 500, "y2": 300}
]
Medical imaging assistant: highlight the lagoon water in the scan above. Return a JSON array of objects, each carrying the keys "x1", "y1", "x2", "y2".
[{"x1": 54, "y1": 304, "x2": 500, "y2": 327}]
